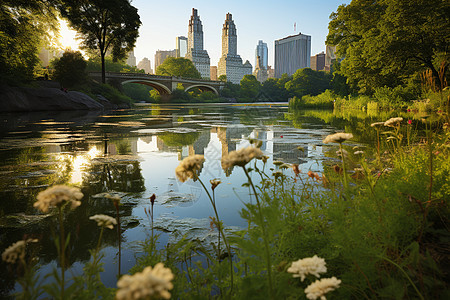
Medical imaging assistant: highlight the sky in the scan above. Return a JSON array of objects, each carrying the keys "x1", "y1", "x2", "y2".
[{"x1": 60, "y1": 0, "x2": 351, "y2": 71}]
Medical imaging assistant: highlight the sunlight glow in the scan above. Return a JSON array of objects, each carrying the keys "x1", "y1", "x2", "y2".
[{"x1": 58, "y1": 19, "x2": 81, "y2": 52}]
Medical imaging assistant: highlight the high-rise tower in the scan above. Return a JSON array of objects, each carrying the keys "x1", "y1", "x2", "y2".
[
  {"x1": 217, "y1": 13, "x2": 251, "y2": 84},
  {"x1": 255, "y1": 40, "x2": 268, "y2": 69},
  {"x1": 185, "y1": 8, "x2": 210, "y2": 78},
  {"x1": 274, "y1": 33, "x2": 311, "y2": 78}
]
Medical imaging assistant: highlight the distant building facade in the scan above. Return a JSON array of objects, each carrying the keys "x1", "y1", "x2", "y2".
[
  {"x1": 210, "y1": 66, "x2": 218, "y2": 80},
  {"x1": 310, "y1": 51, "x2": 325, "y2": 71},
  {"x1": 185, "y1": 8, "x2": 210, "y2": 79},
  {"x1": 137, "y1": 57, "x2": 153, "y2": 74},
  {"x1": 274, "y1": 33, "x2": 311, "y2": 78},
  {"x1": 253, "y1": 56, "x2": 268, "y2": 83},
  {"x1": 154, "y1": 49, "x2": 177, "y2": 71},
  {"x1": 176, "y1": 36, "x2": 188, "y2": 58},
  {"x1": 126, "y1": 50, "x2": 136, "y2": 67},
  {"x1": 217, "y1": 13, "x2": 252, "y2": 84},
  {"x1": 325, "y1": 45, "x2": 336, "y2": 71},
  {"x1": 38, "y1": 47, "x2": 62, "y2": 67},
  {"x1": 255, "y1": 40, "x2": 268, "y2": 69},
  {"x1": 267, "y1": 66, "x2": 275, "y2": 79}
]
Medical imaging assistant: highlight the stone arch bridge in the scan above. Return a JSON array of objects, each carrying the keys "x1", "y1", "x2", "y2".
[{"x1": 88, "y1": 72, "x2": 225, "y2": 96}]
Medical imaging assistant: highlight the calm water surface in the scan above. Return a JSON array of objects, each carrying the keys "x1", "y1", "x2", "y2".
[{"x1": 0, "y1": 103, "x2": 370, "y2": 295}]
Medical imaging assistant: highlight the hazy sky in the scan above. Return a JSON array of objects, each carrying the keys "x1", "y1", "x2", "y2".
[{"x1": 61, "y1": 0, "x2": 351, "y2": 70}]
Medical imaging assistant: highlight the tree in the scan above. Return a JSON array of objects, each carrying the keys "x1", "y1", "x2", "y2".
[
  {"x1": 261, "y1": 77, "x2": 291, "y2": 101},
  {"x1": 52, "y1": 50, "x2": 87, "y2": 88},
  {"x1": 285, "y1": 68, "x2": 331, "y2": 98},
  {"x1": 59, "y1": 0, "x2": 141, "y2": 84},
  {"x1": 240, "y1": 75, "x2": 261, "y2": 99},
  {"x1": 327, "y1": 0, "x2": 450, "y2": 93},
  {"x1": 218, "y1": 75, "x2": 227, "y2": 82},
  {"x1": 156, "y1": 57, "x2": 201, "y2": 79},
  {"x1": 0, "y1": 0, "x2": 58, "y2": 83}
]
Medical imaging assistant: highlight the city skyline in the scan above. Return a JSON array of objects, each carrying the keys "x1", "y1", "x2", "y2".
[{"x1": 59, "y1": 0, "x2": 351, "y2": 71}]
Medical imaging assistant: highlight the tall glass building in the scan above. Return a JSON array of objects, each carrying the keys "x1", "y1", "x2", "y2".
[
  {"x1": 274, "y1": 33, "x2": 311, "y2": 78},
  {"x1": 255, "y1": 40, "x2": 268, "y2": 69}
]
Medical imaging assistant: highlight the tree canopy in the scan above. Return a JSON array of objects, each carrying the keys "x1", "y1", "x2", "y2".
[
  {"x1": 52, "y1": 50, "x2": 87, "y2": 88},
  {"x1": 156, "y1": 57, "x2": 202, "y2": 79},
  {"x1": 327, "y1": 0, "x2": 450, "y2": 93},
  {"x1": 0, "y1": 0, "x2": 58, "y2": 83},
  {"x1": 58, "y1": 0, "x2": 141, "y2": 84},
  {"x1": 285, "y1": 68, "x2": 331, "y2": 98}
]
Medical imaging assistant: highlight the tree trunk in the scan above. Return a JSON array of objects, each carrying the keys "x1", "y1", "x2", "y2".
[{"x1": 101, "y1": 51, "x2": 106, "y2": 84}]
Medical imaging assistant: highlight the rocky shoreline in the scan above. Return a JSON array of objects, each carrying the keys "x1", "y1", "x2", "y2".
[{"x1": 0, "y1": 82, "x2": 127, "y2": 112}]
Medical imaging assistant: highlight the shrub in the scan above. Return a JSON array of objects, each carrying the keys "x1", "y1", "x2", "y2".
[{"x1": 52, "y1": 50, "x2": 87, "y2": 88}]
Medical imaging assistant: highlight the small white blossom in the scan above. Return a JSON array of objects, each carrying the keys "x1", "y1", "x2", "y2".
[
  {"x1": 221, "y1": 146, "x2": 263, "y2": 169},
  {"x1": 354, "y1": 151, "x2": 364, "y2": 155},
  {"x1": 287, "y1": 255, "x2": 327, "y2": 281},
  {"x1": 323, "y1": 133, "x2": 353, "y2": 144},
  {"x1": 175, "y1": 155, "x2": 205, "y2": 183},
  {"x1": 116, "y1": 263, "x2": 174, "y2": 300},
  {"x1": 34, "y1": 185, "x2": 83, "y2": 213},
  {"x1": 304, "y1": 277, "x2": 341, "y2": 300},
  {"x1": 89, "y1": 214, "x2": 117, "y2": 229},
  {"x1": 370, "y1": 122, "x2": 385, "y2": 127},
  {"x1": 384, "y1": 117, "x2": 403, "y2": 127}
]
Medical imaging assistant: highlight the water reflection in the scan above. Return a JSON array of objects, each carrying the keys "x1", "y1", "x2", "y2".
[{"x1": 2, "y1": 104, "x2": 408, "y2": 296}]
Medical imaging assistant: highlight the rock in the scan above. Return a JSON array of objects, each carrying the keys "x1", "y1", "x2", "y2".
[
  {"x1": 96, "y1": 94, "x2": 118, "y2": 110},
  {"x1": 0, "y1": 85, "x2": 105, "y2": 112}
]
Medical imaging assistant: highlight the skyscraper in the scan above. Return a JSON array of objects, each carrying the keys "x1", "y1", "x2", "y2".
[
  {"x1": 255, "y1": 40, "x2": 268, "y2": 69},
  {"x1": 274, "y1": 33, "x2": 311, "y2": 78},
  {"x1": 185, "y1": 8, "x2": 210, "y2": 78},
  {"x1": 176, "y1": 36, "x2": 188, "y2": 58},
  {"x1": 253, "y1": 56, "x2": 268, "y2": 83},
  {"x1": 154, "y1": 49, "x2": 177, "y2": 71},
  {"x1": 310, "y1": 51, "x2": 325, "y2": 71},
  {"x1": 137, "y1": 57, "x2": 153, "y2": 74},
  {"x1": 126, "y1": 50, "x2": 136, "y2": 67},
  {"x1": 217, "y1": 13, "x2": 252, "y2": 84}
]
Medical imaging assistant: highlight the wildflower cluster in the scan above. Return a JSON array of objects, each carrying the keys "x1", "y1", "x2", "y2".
[
  {"x1": 175, "y1": 155, "x2": 205, "y2": 182},
  {"x1": 221, "y1": 146, "x2": 263, "y2": 169},
  {"x1": 287, "y1": 255, "x2": 327, "y2": 281},
  {"x1": 384, "y1": 117, "x2": 403, "y2": 127},
  {"x1": 116, "y1": 263, "x2": 174, "y2": 300},
  {"x1": 323, "y1": 132, "x2": 353, "y2": 144},
  {"x1": 2, "y1": 239, "x2": 38, "y2": 264},
  {"x1": 89, "y1": 214, "x2": 117, "y2": 229},
  {"x1": 304, "y1": 277, "x2": 342, "y2": 300},
  {"x1": 33, "y1": 185, "x2": 83, "y2": 213}
]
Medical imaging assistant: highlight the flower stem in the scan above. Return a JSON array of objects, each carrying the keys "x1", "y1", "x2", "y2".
[
  {"x1": 339, "y1": 142, "x2": 348, "y2": 188},
  {"x1": 243, "y1": 167, "x2": 274, "y2": 299}
]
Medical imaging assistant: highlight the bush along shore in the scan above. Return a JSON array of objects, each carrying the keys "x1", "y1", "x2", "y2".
[{"x1": 2, "y1": 116, "x2": 449, "y2": 299}]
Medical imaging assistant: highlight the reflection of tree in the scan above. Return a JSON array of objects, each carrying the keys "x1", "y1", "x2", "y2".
[{"x1": 159, "y1": 132, "x2": 200, "y2": 147}]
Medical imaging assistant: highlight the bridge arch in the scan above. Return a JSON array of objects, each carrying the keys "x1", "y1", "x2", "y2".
[
  {"x1": 184, "y1": 84, "x2": 219, "y2": 96},
  {"x1": 121, "y1": 79, "x2": 172, "y2": 95}
]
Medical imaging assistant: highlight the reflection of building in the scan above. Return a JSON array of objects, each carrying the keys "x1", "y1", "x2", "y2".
[
  {"x1": 255, "y1": 40, "x2": 268, "y2": 69},
  {"x1": 310, "y1": 51, "x2": 325, "y2": 71},
  {"x1": 272, "y1": 143, "x2": 308, "y2": 164},
  {"x1": 275, "y1": 33, "x2": 311, "y2": 78},
  {"x1": 126, "y1": 50, "x2": 136, "y2": 67},
  {"x1": 176, "y1": 36, "x2": 188, "y2": 58},
  {"x1": 210, "y1": 66, "x2": 218, "y2": 80},
  {"x1": 137, "y1": 57, "x2": 153, "y2": 74},
  {"x1": 155, "y1": 49, "x2": 177, "y2": 71},
  {"x1": 185, "y1": 8, "x2": 210, "y2": 78},
  {"x1": 217, "y1": 13, "x2": 252, "y2": 84}
]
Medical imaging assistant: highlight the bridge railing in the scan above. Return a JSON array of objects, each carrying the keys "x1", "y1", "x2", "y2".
[{"x1": 87, "y1": 72, "x2": 224, "y2": 84}]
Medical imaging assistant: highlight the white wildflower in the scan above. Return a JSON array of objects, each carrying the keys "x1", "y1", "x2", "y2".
[
  {"x1": 354, "y1": 151, "x2": 364, "y2": 155},
  {"x1": 116, "y1": 263, "x2": 174, "y2": 300},
  {"x1": 2, "y1": 239, "x2": 38, "y2": 264},
  {"x1": 287, "y1": 255, "x2": 327, "y2": 281},
  {"x1": 175, "y1": 155, "x2": 205, "y2": 183},
  {"x1": 34, "y1": 185, "x2": 83, "y2": 213},
  {"x1": 323, "y1": 133, "x2": 353, "y2": 144},
  {"x1": 336, "y1": 149, "x2": 349, "y2": 157},
  {"x1": 89, "y1": 214, "x2": 117, "y2": 229},
  {"x1": 221, "y1": 146, "x2": 263, "y2": 169},
  {"x1": 304, "y1": 277, "x2": 341, "y2": 300},
  {"x1": 384, "y1": 117, "x2": 403, "y2": 127},
  {"x1": 370, "y1": 122, "x2": 385, "y2": 128}
]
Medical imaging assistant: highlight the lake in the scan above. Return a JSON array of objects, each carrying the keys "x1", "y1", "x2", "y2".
[{"x1": 0, "y1": 103, "x2": 378, "y2": 296}]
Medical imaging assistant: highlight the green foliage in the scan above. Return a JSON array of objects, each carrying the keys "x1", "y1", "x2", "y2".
[
  {"x1": 218, "y1": 75, "x2": 227, "y2": 82},
  {"x1": 373, "y1": 85, "x2": 421, "y2": 107},
  {"x1": 327, "y1": 0, "x2": 450, "y2": 93},
  {"x1": 59, "y1": 0, "x2": 141, "y2": 83},
  {"x1": 159, "y1": 132, "x2": 200, "y2": 147},
  {"x1": 219, "y1": 81, "x2": 241, "y2": 99},
  {"x1": 0, "y1": 0, "x2": 58, "y2": 84},
  {"x1": 289, "y1": 90, "x2": 337, "y2": 109},
  {"x1": 86, "y1": 57, "x2": 144, "y2": 74},
  {"x1": 261, "y1": 77, "x2": 291, "y2": 102},
  {"x1": 52, "y1": 50, "x2": 87, "y2": 88},
  {"x1": 240, "y1": 75, "x2": 261, "y2": 99},
  {"x1": 285, "y1": 68, "x2": 331, "y2": 98},
  {"x1": 122, "y1": 83, "x2": 155, "y2": 102},
  {"x1": 156, "y1": 57, "x2": 201, "y2": 79}
]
